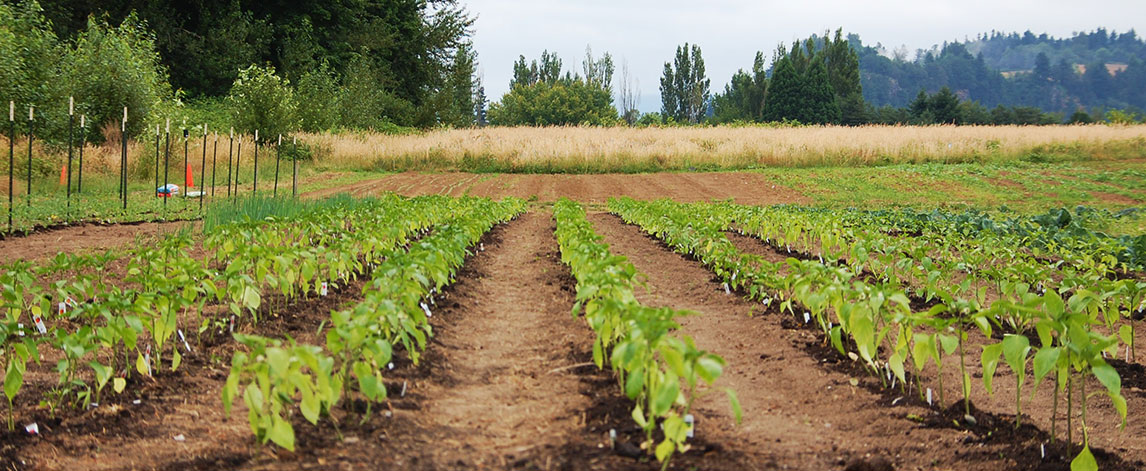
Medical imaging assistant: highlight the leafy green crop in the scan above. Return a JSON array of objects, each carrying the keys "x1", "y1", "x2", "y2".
[{"x1": 554, "y1": 199, "x2": 739, "y2": 468}]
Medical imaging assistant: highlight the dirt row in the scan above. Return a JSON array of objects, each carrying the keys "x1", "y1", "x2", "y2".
[
  {"x1": 4, "y1": 210, "x2": 1144, "y2": 470},
  {"x1": 303, "y1": 172, "x2": 810, "y2": 206}
]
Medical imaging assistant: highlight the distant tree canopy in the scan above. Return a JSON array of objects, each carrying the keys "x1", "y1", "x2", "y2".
[
  {"x1": 855, "y1": 29, "x2": 1146, "y2": 113},
  {"x1": 489, "y1": 49, "x2": 617, "y2": 126},
  {"x1": 713, "y1": 29, "x2": 859, "y2": 125},
  {"x1": 38, "y1": 0, "x2": 477, "y2": 127},
  {"x1": 659, "y1": 43, "x2": 710, "y2": 124}
]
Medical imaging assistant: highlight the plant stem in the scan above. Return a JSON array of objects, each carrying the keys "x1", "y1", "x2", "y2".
[{"x1": 958, "y1": 328, "x2": 970, "y2": 417}]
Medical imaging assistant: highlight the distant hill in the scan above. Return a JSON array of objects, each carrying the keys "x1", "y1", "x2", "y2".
[{"x1": 853, "y1": 29, "x2": 1146, "y2": 113}]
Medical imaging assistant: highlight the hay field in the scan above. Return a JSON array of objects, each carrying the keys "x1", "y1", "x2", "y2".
[{"x1": 304, "y1": 124, "x2": 1146, "y2": 173}]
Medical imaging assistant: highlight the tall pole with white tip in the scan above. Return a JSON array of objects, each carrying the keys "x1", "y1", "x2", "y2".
[
  {"x1": 7, "y1": 101, "x2": 13, "y2": 233},
  {"x1": 26, "y1": 106, "x2": 33, "y2": 207},
  {"x1": 292, "y1": 135, "x2": 298, "y2": 199},
  {"x1": 66, "y1": 97, "x2": 74, "y2": 221},
  {"x1": 121, "y1": 107, "x2": 128, "y2": 210},
  {"x1": 78, "y1": 114, "x2": 86, "y2": 194}
]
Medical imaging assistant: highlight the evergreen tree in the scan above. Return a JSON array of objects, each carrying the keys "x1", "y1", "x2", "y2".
[
  {"x1": 802, "y1": 59, "x2": 841, "y2": 124},
  {"x1": 909, "y1": 89, "x2": 931, "y2": 121},
  {"x1": 762, "y1": 57, "x2": 802, "y2": 122},
  {"x1": 930, "y1": 86, "x2": 960, "y2": 123}
]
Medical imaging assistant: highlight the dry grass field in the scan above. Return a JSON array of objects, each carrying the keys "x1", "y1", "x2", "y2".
[{"x1": 303, "y1": 124, "x2": 1146, "y2": 172}]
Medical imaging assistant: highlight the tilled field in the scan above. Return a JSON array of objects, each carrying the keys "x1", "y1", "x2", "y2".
[{"x1": 3, "y1": 196, "x2": 1145, "y2": 471}]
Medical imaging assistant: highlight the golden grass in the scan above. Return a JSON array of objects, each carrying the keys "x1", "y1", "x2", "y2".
[{"x1": 303, "y1": 124, "x2": 1146, "y2": 173}]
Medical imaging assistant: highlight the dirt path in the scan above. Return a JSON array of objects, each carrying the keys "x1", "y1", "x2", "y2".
[
  {"x1": 303, "y1": 172, "x2": 809, "y2": 205},
  {"x1": 585, "y1": 212, "x2": 1034, "y2": 471},
  {"x1": 0, "y1": 220, "x2": 196, "y2": 262},
  {"x1": 376, "y1": 211, "x2": 600, "y2": 468}
]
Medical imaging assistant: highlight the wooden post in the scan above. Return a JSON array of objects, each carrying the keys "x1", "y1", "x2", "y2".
[
  {"x1": 7, "y1": 101, "x2": 13, "y2": 232},
  {"x1": 163, "y1": 119, "x2": 170, "y2": 214},
  {"x1": 78, "y1": 115, "x2": 85, "y2": 194},
  {"x1": 121, "y1": 107, "x2": 127, "y2": 210},
  {"x1": 26, "y1": 106, "x2": 32, "y2": 207},
  {"x1": 273, "y1": 134, "x2": 281, "y2": 197},
  {"x1": 153, "y1": 123, "x2": 160, "y2": 195},
  {"x1": 292, "y1": 135, "x2": 298, "y2": 199},
  {"x1": 66, "y1": 97, "x2": 73, "y2": 221},
  {"x1": 252, "y1": 130, "x2": 259, "y2": 196},
  {"x1": 211, "y1": 132, "x2": 218, "y2": 197},
  {"x1": 199, "y1": 124, "x2": 207, "y2": 211}
]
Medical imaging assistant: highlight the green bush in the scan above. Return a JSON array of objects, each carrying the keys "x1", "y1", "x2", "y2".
[
  {"x1": 295, "y1": 61, "x2": 341, "y2": 132},
  {"x1": 227, "y1": 64, "x2": 298, "y2": 142},
  {"x1": 488, "y1": 80, "x2": 618, "y2": 126},
  {"x1": 61, "y1": 13, "x2": 173, "y2": 142}
]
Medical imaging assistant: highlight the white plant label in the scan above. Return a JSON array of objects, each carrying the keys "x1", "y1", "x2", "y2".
[
  {"x1": 16, "y1": 323, "x2": 24, "y2": 337},
  {"x1": 58, "y1": 302, "x2": 67, "y2": 316},
  {"x1": 684, "y1": 414, "x2": 695, "y2": 438},
  {"x1": 65, "y1": 297, "x2": 77, "y2": 308},
  {"x1": 144, "y1": 345, "x2": 153, "y2": 376},
  {"x1": 926, "y1": 388, "x2": 933, "y2": 406},
  {"x1": 229, "y1": 316, "x2": 236, "y2": 333},
  {"x1": 32, "y1": 315, "x2": 47, "y2": 334},
  {"x1": 420, "y1": 302, "x2": 432, "y2": 318},
  {"x1": 480, "y1": 242, "x2": 484, "y2": 251},
  {"x1": 803, "y1": 312, "x2": 811, "y2": 324},
  {"x1": 400, "y1": 381, "x2": 408, "y2": 397},
  {"x1": 24, "y1": 423, "x2": 38, "y2": 435},
  {"x1": 387, "y1": 362, "x2": 394, "y2": 370},
  {"x1": 763, "y1": 297, "x2": 772, "y2": 306},
  {"x1": 1040, "y1": 444, "x2": 1046, "y2": 459},
  {"x1": 178, "y1": 329, "x2": 192, "y2": 352},
  {"x1": 320, "y1": 282, "x2": 328, "y2": 296},
  {"x1": 722, "y1": 283, "x2": 730, "y2": 295}
]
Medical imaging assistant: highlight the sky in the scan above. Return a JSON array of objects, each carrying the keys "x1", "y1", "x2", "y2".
[{"x1": 462, "y1": 0, "x2": 1146, "y2": 112}]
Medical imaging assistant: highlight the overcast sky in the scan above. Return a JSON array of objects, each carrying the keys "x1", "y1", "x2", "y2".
[{"x1": 463, "y1": 0, "x2": 1146, "y2": 112}]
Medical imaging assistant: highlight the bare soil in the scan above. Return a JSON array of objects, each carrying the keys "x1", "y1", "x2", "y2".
[
  {"x1": 304, "y1": 172, "x2": 810, "y2": 205},
  {"x1": 0, "y1": 220, "x2": 195, "y2": 262}
]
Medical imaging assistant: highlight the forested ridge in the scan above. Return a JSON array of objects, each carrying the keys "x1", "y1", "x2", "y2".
[{"x1": 856, "y1": 29, "x2": 1146, "y2": 113}]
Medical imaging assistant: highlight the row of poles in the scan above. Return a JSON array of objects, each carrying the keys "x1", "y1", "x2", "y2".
[{"x1": 6, "y1": 98, "x2": 301, "y2": 234}]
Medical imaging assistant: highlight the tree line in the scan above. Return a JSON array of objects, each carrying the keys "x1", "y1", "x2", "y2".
[{"x1": 4, "y1": 0, "x2": 1144, "y2": 140}]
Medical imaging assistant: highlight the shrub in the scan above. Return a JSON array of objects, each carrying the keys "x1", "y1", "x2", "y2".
[
  {"x1": 227, "y1": 64, "x2": 298, "y2": 142},
  {"x1": 61, "y1": 13, "x2": 172, "y2": 143}
]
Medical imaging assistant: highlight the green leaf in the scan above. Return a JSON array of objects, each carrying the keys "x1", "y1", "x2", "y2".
[
  {"x1": 1071, "y1": 445, "x2": 1098, "y2": 471},
  {"x1": 938, "y1": 334, "x2": 959, "y2": 355},
  {"x1": 724, "y1": 388, "x2": 742, "y2": 424},
  {"x1": 268, "y1": 416, "x2": 296, "y2": 451},
  {"x1": 624, "y1": 367, "x2": 645, "y2": 400},
  {"x1": 695, "y1": 355, "x2": 724, "y2": 385},
  {"x1": 4, "y1": 362, "x2": 24, "y2": 401},
  {"x1": 1091, "y1": 363, "x2": 1121, "y2": 395},
  {"x1": 654, "y1": 438, "x2": 675, "y2": 462},
  {"x1": 981, "y1": 343, "x2": 1004, "y2": 395},
  {"x1": 136, "y1": 352, "x2": 150, "y2": 376},
  {"x1": 631, "y1": 404, "x2": 648, "y2": 429},
  {"x1": 113, "y1": 377, "x2": 126, "y2": 394},
  {"x1": 1031, "y1": 347, "x2": 1061, "y2": 394},
  {"x1": 651, "y1": 375, "x2": 680, "y2": 416}
]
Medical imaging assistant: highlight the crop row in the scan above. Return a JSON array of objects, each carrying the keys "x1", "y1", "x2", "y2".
[
  {"x1": 609, "y1": 197, "x2": 1127, "y2": 470},
  {"x1": 0, "y1": 194, "x2": 469, "y2": 433},
  {"x1": 222, "y1": 196, "x2": 526, "y2": 449},
  {"x1": 553, "y1": 199, "x2": 738, "y2": 468}
]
